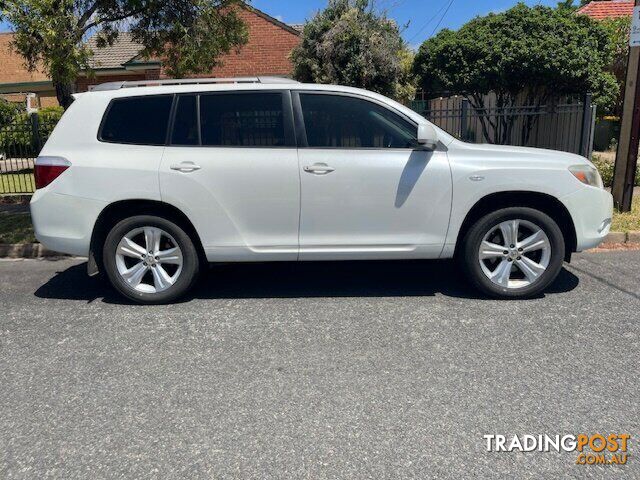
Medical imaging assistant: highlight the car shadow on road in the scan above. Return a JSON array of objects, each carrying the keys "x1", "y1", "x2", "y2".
[{"x1": 34, "y1": 259, "x2": 580, "y2": 304}]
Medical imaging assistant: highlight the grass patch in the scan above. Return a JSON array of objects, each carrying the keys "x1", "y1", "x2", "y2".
[
  {"x1": 612, "y1": 196, "x2": 640, "y2": 233},
  {"x1": 0, "y1": 173, "x2": 35, "y2": 194},
  {"x1": 0, "y1": 213, "x2": 36, "y2": 243}
]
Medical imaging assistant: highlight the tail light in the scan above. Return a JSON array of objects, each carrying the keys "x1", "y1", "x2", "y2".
[{"x1": 34, "y1": 156, "x2": 71, "y2": 189}]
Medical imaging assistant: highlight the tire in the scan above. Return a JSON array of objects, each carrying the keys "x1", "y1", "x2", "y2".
[
  {"x1": 102, "y1": 215, "x2": 200, "y2": 304},
  {"x1": 460, "y1": 207, "x2": 565, "y2": 299}
]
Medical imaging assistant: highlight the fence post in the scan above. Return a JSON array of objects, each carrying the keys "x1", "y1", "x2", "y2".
[
  {"x1": 29, "y1": 111, "x2": 42, "y2": 155},
  {"x1": 587, "y1": 104, "x2": 597, "y2": 160},
  {"x1": 579, "y1": 93, "x2": 592, "y2": 158},
  {"x1": 460, "y1": 99, "x2": 469, "y2": 141}
]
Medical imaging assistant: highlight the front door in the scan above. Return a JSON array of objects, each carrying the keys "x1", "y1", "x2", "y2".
[
  {"x1": 160, "y1": 91, "x2": 300, "y2": 261},
  {"x1": 295, "y1": 92, "x2": 452, "y2": 260}
]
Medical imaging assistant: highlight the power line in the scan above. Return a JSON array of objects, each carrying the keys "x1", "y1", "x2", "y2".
[
  {"x1": 407, "y1": 0, "x2": 449, "y2": 43},
  {"x1": 430, "y1": 0, "x2": 456, "y2": 37}
]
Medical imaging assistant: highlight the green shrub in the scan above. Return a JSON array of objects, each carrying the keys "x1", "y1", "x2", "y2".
[
  {"x1": 38, "y1": 106, "x2": 63, "y2": 123},
  {"x1": 37, "y1": 106, "x2": 63, "y2": 142},
  {"x1": 591, "y1": 153, "x2": 640, "y2": 187},
  {"x1": 0, "y1": 108, "x2": 63, "y2": 157},
  {"x1": 591, "y1": 154, "x2": 614, "y2": 187},
  {"x1": 0, "y1": 100, "x2": 22, "y2": 128},
  {"x1": 0, "y1": 112, "x2": 33, "y2": 156}
]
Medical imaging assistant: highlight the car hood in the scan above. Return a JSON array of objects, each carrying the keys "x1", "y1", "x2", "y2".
[{"x1": 447, "y1": 141, "x2": 594, "y2": 169}]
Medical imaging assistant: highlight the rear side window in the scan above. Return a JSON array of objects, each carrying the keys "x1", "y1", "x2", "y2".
[
  {"x1": 171, "y1": 95, "x2": 199, "y2": 146},
  {"x1": 300, "y1": 93, "x2": 417, "y2": 149},
  {"x1": 99, "y1": 95, "x2": 173, "y2": 145},
  {"x1": 200, "y1": 93, "x2": 286, "y2": 147}
]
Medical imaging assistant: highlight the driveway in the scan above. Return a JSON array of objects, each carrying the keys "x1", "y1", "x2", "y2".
[{"x1": 1, "y1": 252, "x2": 638, "y2": 478}]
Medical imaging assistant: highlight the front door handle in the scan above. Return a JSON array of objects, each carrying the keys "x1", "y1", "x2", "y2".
[
  {"x1": 303, "y1": 163, "x2": 335, "y2": 175},
  {"x1": 170, "y1": 161, "x2": 201, "y2": 173}
]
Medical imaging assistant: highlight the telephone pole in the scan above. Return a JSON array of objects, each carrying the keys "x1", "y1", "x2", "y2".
[{"x1": 612, "y1": 0, "x2": 640, "y2": 212}]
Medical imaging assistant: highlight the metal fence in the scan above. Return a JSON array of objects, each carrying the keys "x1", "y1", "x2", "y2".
[
  {"x1": 0, "y1": 113, "x2": 58, "y2": 195},
  {"x1": 410, "y1": 94, "x2": 596, "y2": 157}
]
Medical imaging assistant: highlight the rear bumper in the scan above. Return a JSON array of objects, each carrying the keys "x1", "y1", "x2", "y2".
[
  {"x1": 561, "y1": 186, "x2": 613, "y2": 252},
  {"x1": 30, "y1": 189, "x2": 106, "y2": 257}
]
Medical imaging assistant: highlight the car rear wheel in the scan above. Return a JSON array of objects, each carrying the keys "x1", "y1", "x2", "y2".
[
  {"x1": 460, "y1": 207, "x2": 565, "y2": 299},
  {"x1": 103, "y1": 215, "x2": 200, "y2": 304}
]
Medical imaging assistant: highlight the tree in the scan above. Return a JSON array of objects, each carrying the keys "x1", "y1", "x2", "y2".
[
  {"x1": 556, "y1": 0, "x2": 591, "y2": 9},
  {"x1": 291, "y1": 0, "x2": 416, "y2": 103},
  {"x1": 601, "y1": 16, "x2": 631, "y2": 116},
  {"x1": 1, "y1": 0, "x2": 249, "y2": 108},
  {"x1": 413, "y1": 3, "x2": 618, "y2": 144}
]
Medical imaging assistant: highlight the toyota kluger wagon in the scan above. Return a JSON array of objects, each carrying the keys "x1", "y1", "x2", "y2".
[{"x1": 31, "y1": 77, "x2": 613, "y2": 303}]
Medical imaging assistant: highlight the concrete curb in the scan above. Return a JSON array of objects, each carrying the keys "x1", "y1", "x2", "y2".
[{"x1": 0, "y1": 243, "x2": 68, "y2": 259}]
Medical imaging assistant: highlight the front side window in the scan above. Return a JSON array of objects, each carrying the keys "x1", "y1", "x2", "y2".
[
  {"x1": 300, "y1": 93, "x2": 417, "y2": 149},
  {"x1": 100, "y1": 95, "x2": 173, "y2": 145},
  {"x1": 200, "y1": 93, "x2": 286, "y2": 147}
]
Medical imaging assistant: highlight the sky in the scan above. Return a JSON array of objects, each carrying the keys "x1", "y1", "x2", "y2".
[
  {"x1": 0, "y1": 0, "x2": 563, "y2": 48},
  {"x1": 252, "y1": 0, "x2": 561, "y2": 48}
]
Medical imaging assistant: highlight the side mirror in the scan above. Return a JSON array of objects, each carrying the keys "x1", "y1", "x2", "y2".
[{"x1": 417, "y1": 122, "x2": 439, "y2": 150}]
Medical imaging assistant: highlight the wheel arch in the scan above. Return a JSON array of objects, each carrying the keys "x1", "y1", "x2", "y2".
[
  {"x1": 454, "y1": 191, "x2": 577, "y2": 262},
  {"x1": 88, "y1": 199, "x2": 206, "y2": 275}
]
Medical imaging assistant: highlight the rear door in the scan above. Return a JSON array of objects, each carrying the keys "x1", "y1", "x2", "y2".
[
  {"x1": 160, "y1": 90, "x2": 300, "y2": 261},
  {"x1": 294, "y1": 91, "x2": 452, "y2": 260}
]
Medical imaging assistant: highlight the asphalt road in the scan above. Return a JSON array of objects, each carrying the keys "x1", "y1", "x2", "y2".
[{"x1": 1, "y1": 252, "x2": 638, "y2": 479}]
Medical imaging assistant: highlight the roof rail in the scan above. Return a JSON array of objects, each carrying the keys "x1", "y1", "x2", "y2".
[{"x1": 91, "y1": 76, "x2": 299, "y2": 92}]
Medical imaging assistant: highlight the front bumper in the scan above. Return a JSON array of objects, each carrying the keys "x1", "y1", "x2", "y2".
[
  {"x1": 561, "y1": 186, "x2": 614, "y2": 252},
  {"x1": 30, "y1": 189, "x2": 106, "y2": 257}
]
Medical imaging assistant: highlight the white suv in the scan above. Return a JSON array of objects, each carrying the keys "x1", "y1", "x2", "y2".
[{"x1": 30, "y1": 77, "x2": 613, "y2": 304}]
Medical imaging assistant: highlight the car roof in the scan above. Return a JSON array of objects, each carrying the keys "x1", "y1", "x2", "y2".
[{"x1": 81, "y1": 79, "x2": 382, "y2": 98}]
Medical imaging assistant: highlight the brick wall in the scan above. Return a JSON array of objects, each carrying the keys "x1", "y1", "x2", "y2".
[
  {"x1": 0, "y1": 33, "x2": 50, "y2": 84},
  {"x1": 1, "y1": 91, "x2": 58, "y2": 108},
  {"x1": 162, "y1": 8, "x2": 301, "y2": 79},
  {"x1": 37, "y1": 93, "x2": 59, "y2": 108}
]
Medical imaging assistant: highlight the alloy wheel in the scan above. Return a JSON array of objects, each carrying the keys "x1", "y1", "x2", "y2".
[
  {"x1": 478, "y1": 219, "x2": 551, "y2": 290},
  {"x1": 115, "y1": 226, "x2": 183, "y2": 294}
]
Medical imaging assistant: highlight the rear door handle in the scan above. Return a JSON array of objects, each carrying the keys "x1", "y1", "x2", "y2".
[
  {"x1": 303, "y1": 163, "x2": 335, "y2": 175},
  {"x1": 170, "y1": 161, "x2": 201, "y2": 173}
]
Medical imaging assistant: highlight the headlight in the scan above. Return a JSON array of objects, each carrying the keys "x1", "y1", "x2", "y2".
[{"x1": 569, "y1": 165, "x2": 603, "y2": 189}]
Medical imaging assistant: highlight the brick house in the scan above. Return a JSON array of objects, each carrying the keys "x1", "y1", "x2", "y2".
[
  {"x1": 0, "y1": 5, "x2": 301, "y2": 108},
  {"x1": 577, "y1": 1, "x2": 635, "y2": 20},
  {"x1": 0, "y1": 33, "x2": 58, "y2": 107}
]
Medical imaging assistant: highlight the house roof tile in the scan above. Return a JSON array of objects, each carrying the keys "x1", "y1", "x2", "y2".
[
  {"x1": 85, "y1": 32, "x2": 151, "y2": 69},
  {"x1": 577, "y1": 1, "x2": 635, "y2": 20}
]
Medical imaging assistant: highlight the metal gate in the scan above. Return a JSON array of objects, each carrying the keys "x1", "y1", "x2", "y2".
[
  {"x1": 0, "y1": 113, "x2": 58, "y2": 195},
  {"x1": 410, "y1": 94, "x2": 596, "y2": 157}
]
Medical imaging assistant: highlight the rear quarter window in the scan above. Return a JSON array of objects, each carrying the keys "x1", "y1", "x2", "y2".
[{"x1": 99, "y1": 95, "x2": 173, "y2": 145}]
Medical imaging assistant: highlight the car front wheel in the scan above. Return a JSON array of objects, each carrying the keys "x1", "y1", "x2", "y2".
[
  {"x1": 460, "y1": 207, "x2": 565, "y2": 299},
  {"x1": 103, "y1": 215, "x2": 200, "y2": 304}
]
